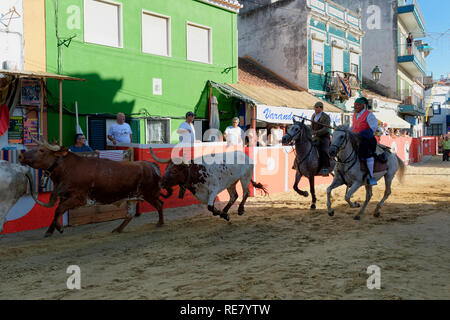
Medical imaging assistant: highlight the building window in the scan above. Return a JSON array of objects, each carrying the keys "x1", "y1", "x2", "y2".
[
  {"x1": 147, "y1": 119, "x2": 170, "y2": 144},
  {"x1": 186, "y1": 22, "x2": 212, "y2": 64},
  {"x1": 426, "y1": 124, "x2": 442, "y2": 136},
  {"x1": 332, "y1": 47, "x2": 343, "y2": 72},
  {"x1": 432, "y1": 103, "x2": 441, "y2": 115},
  {"x1": 311, "y1": 39, "x2": 324, "y2": 73},
  {"x1": 142, "y1": 11, "x2": 171, "y2": 57},
  {"x1": 350, "y1": 52, "x2": 359, "y2": 76},
  {"x1": 84, "y1": 0, "x2": 122, "y2": 48}
]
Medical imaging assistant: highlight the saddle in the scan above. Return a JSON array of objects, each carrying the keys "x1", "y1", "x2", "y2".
[{"x1": 360, "y1": 144, "x2": 390, "y2": 173}]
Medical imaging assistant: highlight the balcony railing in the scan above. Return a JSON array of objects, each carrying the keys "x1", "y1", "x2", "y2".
[
  {"x1": 324, "y1": 71, "x2": 360, "y2": 103},
  {"x1": 398, "y1": 88, "x2": 424, "y2": 110},
  {"x1": 398, "y1": 0, "x2": 426, "y2": 31},
  {"x1": 398, "y1": 43, "x2": 426, "y2": 70}
]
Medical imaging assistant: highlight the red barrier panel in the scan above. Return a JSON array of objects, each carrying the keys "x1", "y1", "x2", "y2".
[{"x1": 2, "y1": 193, "x2": 59, "y2": 234}]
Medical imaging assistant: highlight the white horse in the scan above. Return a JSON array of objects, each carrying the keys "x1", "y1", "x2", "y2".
[{"x1": 327, "y1": 126, "x2": 405, "y2": 220}]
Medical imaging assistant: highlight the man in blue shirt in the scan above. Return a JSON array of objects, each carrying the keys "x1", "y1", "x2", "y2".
[{"x1": 69, "y1": 134, "x2": 94, "y2": 153}]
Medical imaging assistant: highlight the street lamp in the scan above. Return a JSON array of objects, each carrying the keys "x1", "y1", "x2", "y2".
[{"x1": 371, "y1": 66, "x2": 382, "y2": 83}]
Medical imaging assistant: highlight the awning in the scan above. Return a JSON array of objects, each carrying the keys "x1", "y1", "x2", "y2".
[
  {"x1": 210, "y1": 81, "x2": 342, "y2": 113},
  {"x1": 374, "y1": 109, "x2": 411, "y2": 129},
  {"x1": 0, "y1": 69, "x2": 86, "y2": 81}
]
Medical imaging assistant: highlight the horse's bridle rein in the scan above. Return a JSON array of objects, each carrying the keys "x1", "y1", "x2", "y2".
[
  {"x1": 331, "y1": 129, "x2": 358, "y2": 172},
  {"x1": 288, "y1": 123, "x2": 315, "y2": 165}
]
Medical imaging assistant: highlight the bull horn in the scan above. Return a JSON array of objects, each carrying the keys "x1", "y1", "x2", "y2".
[
  {"x1": 43, "y1": 141, "x2": 61, "y2": 152},
  {"x1": 149, "y1": 147, "x2": 170, "y2": 163},
  {"x1": 31, "y1": 135, "x2": 44, "y2": 146}
]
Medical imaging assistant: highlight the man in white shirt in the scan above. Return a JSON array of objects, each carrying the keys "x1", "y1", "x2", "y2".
[
  {"x1": 270, "y1": 124, "x2": 283, "y2": 146},
  {"x1": 108, "y1": 113, "x2": 132, "y2": 145},
  {"x1": 177, "y1": 111, "x2": 196, "y2": 143},
  {"x1": 224, "y1": 117, "x2": 244, "y2": 146}
]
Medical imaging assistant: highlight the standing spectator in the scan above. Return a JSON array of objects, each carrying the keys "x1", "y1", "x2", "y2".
[
  {"x1": 270, "y1": 124, "x2": 284, "y2": 146},
  {"x1": 407, "y1": 32, "x2": 414, "y2": 55},
  {"x1": 69, "y1": 134, "x2": 93, "y2": 153},
  {"x1": 443, "y1": 136, "x2": 450, "y2": 161},
  {"x1": 177, "y1": 111, "x2": 197, "y2": 143},
  {"x1": 224, "y1": 117, "x2": 244, "y2": 146},
  {"x1": 107, "y1": 113, "x2": 132, "y2": 145}
]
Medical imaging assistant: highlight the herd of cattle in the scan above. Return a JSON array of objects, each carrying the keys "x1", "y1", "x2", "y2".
[{"x1": 0, "y1": 140, "x2": 267, "y2": 237}]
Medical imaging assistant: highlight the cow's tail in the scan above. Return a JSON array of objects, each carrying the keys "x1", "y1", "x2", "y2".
[
  {"x1": 25, "y1": 172, "x2": 58, "y2": 208},
  {"x1": 251, "y1": 180, "x2": 269, "y2": 195},
  {"x1": 396, "y1": 155, "x2": 406, "y2": 184}
]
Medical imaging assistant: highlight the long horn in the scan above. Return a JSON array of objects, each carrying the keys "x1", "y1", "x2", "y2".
[
  {"x1": 149, "y1": 147, "x2": 170, "y2": 163},
  {"x1": 25, "y1": 172, "x2": 57, "y2": 208},
  {"x1": 43, "y1": 141, "x2": 61, "y2": 152},
  {"x1": 31, "y1": 135, "x2": 43, "y2": 146}
]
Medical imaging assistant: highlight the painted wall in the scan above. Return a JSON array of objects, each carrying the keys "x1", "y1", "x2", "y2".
[
  {"x1": 426, "y1": 85, "x2": 450, "y2": 135},
  {"x1": 0, "y1": 0, "x2": 24, "y2": 71},
  {"x1": 331, "y1": 0, "x2": 399, "y2": 99},
  {"x1": 44, "y1": 0, "x2": 239, "y2": 146},
  {"x1": 23, "y1": 0, "x2": 46, "y2": 72},
  {"x1": 238, "y1": 0, "x2": 309, "y2": 90}
]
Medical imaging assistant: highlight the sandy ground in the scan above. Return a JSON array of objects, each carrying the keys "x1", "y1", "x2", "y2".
[{"x1": 0, "y1": 156, "x2": 449, "y2": 300}]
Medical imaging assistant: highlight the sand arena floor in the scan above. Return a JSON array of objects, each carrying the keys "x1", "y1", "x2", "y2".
[{"x1": 0, "y1": 155, "x2": 449, "y2": 299}]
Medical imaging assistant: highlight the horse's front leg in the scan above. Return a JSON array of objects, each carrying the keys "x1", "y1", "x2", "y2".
[
  {"x1": 327, "y1": 175, "x2": 344, "y2": 216},
  {"x1": 354, "y1": 185, "x2": 373, "y2": 220},
  {"x1": 308, "y1": 175, "x2": 316, "y2": 210},
  {"x1": 293, "y1": 171, "x2": 308, "y2": 197},
  {"x1": 345, "y1": 182, "x2": 363, "y2": 209}
]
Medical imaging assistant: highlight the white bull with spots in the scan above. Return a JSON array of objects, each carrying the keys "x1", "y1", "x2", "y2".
[{"x1": 150, "y1": 149, "x2": 268, "y2": 221}]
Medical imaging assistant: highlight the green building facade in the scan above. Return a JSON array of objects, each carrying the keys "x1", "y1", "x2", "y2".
[{"x1": 44, "y1": 0, "x2": 241, "y2": 147}]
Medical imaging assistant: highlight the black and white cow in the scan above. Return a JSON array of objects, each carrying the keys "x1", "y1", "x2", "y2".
[{"x1": 150, "y1": 148, "x2": 268, "y2": 221}]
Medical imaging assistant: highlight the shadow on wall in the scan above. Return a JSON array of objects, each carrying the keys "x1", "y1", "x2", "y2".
[{"x1": 45, "y1": 73, "x2": 136, "y2": 148}]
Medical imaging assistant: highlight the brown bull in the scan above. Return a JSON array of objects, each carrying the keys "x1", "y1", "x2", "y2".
[{"x1": 19, "y1": 141, "x2": 164, "y2": 237}]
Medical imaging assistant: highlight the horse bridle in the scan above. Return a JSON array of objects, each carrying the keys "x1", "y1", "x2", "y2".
[
  {"x1": 289, "y1": 123, "x2": 315, "y2": 165},
  {"x1": 331, "y1": 129, "x2": 358, "y2": 171}
]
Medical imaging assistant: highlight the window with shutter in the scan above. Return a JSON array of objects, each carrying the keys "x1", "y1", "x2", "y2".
[{"x1": 88, "y1": 118, "x2": 106, "y2": 150}]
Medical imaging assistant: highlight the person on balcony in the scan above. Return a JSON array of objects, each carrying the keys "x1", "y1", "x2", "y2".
[
  {"x1": 352, "y1": 97, "x2": 379, "y2": 186},
  {"x1": 407, "y1": 33, "x2": 414, "y2": 55}
]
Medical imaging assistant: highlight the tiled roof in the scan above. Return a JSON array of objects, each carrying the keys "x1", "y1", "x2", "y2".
[
  {"x1": 198, "y1": 0, "x2": 243, "y2": 12},
  {"x1": 225, "y1": 57, "x2": 343, "y2": 113}
]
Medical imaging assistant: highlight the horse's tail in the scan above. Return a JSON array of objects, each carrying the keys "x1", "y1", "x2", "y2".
[
  {"x1": 251, "y1": 180, "x2": 269, "y2": 195},
  {"x1": 396, "y1": 155, "x2": 406, "y2": 184}
]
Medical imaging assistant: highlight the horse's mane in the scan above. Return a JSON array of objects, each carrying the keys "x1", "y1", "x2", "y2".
[{"x1": 334, "y1": 125, "x2": 360, "y2": 151}]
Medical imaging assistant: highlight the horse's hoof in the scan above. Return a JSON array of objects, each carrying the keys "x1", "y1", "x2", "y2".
[
  {"x1": 373, "y1": 213, "x2": 380, "y2": 218},
  {"x1": 44, "y1": 232, "x2": 53, "y2": 238},
  {"x1": 302, "y1": 191, "x2": 309, "y2": 197},
  {"x1": 111, "y1": 228, "x2": 121, "y2": 233},
  {"x1": 351, "y1": 203, "x2": 360, "y2": 208},
  {"x1": 328, "y1": 209, "x2": 334, "y2": 217},
  {"x1": 238, "y1": 210, "x2": 244, "y2": 216},
  {"x1": 220, "y1": 213, "x2": 230, "y2": 221},
  {"x1": 311, "y1": 204, "x2": 316, "y2": 210},
  {"x1": 156, "y1": 222, "x2": 164, "y2": 228},
  {"x1": 354, "y1": 215, "x2": 361, "y2": 221}
]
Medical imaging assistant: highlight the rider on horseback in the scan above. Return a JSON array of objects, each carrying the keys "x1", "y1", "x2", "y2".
[
  {"x1": 352, "y1": 97, "x2": 378, "y2": 186},
  {"x1": 311, "y1": 101, "x2": 331, "y2": 176}
]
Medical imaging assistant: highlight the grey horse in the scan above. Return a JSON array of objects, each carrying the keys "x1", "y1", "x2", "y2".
[
  {"x1": 282, "y1": 118, "x2": 335, "y2": 210},
  {"x1": 327, "y1": 125, "x2": 405, "y2": 220}
]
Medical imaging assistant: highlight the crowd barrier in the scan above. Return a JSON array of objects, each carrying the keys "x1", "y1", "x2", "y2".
[{"x1": 2, "y1": 136, "x2": 438, "y2": 234}]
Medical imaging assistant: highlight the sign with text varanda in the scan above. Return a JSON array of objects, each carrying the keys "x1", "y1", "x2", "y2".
[{"x1": 256, "y1": 104, "x2": 342, "y2": 126}]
